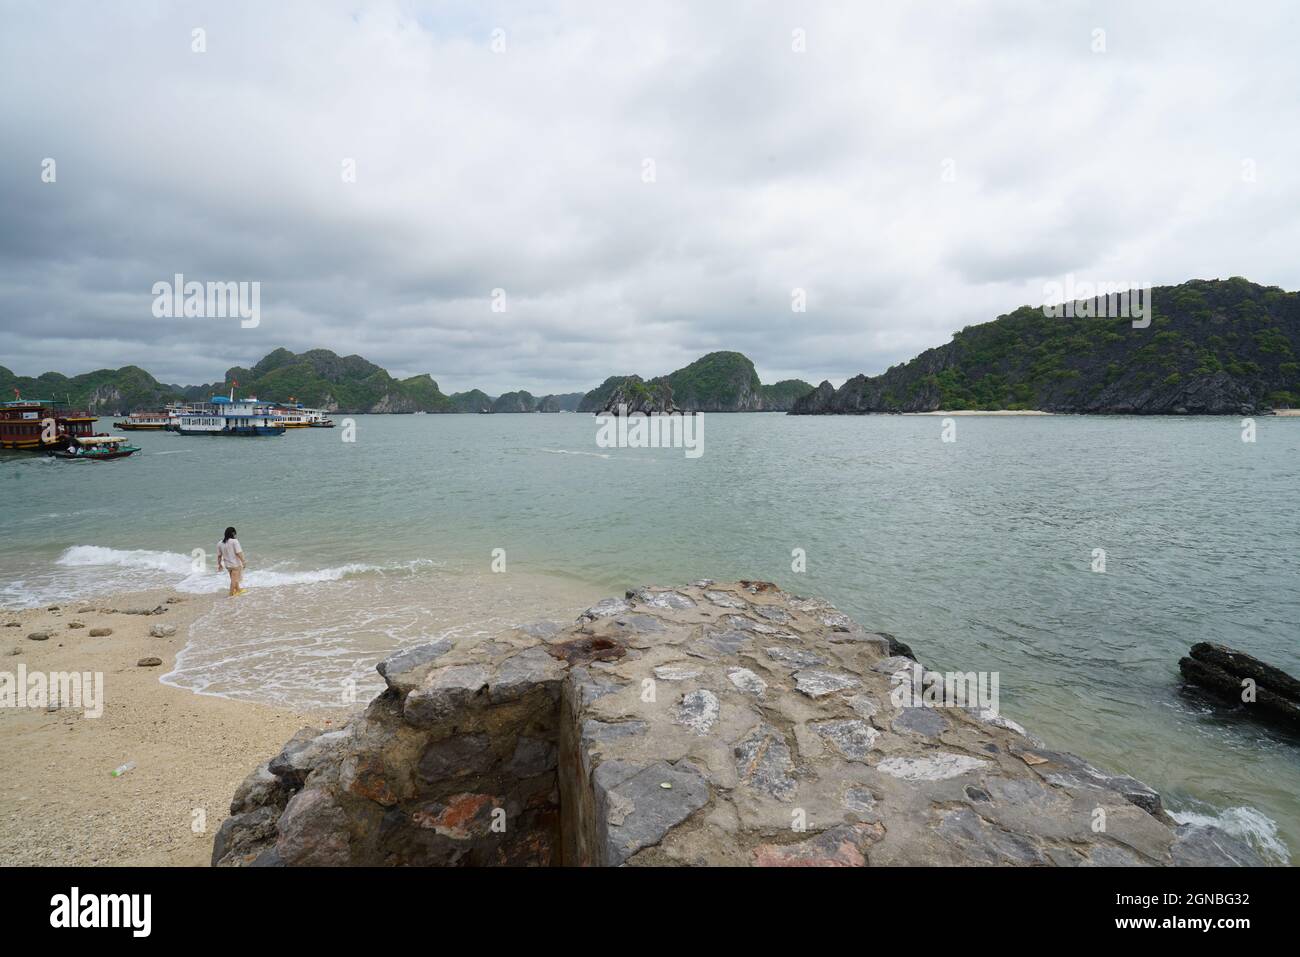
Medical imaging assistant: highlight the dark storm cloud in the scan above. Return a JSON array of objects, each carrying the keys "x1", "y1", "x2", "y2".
[{"x1": 2, "y1": 0, "x2": 1298, "y2": 393}]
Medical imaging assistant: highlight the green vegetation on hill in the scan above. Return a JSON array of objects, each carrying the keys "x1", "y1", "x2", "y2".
[
  {"x1": 759, "y1": 379, "x2": 816, "y2": 410},
  {"x1": 577, "y1": 352, "x2": 807, "y2": 412},
  {"x1": 0, "y1": 364, "x2": 182, "y2": 414},
  {"x1": 190, "y1": 347, "x2": 454, "y2": 413},
  {"x1": 792, "y1": 278, "x2": 1300, "y2": 415}
]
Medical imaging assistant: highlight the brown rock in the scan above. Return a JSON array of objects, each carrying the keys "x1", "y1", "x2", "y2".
[{"x1": 136, "y1": 656, "x2": 163, "y2": 667}]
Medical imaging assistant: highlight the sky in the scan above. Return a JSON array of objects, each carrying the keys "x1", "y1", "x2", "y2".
[{"x1": 2, "y1": 0, "x2": 1298, "y2": 395}]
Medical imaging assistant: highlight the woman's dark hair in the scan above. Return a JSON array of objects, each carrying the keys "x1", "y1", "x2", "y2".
[{"x1": 223, "y1": 527, "x2": 237, "y2": 542}]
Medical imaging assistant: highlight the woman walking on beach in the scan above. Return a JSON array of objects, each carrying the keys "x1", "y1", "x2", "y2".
[{"x1": 217, "y1": 527, "x2": 247, "y2": 597}]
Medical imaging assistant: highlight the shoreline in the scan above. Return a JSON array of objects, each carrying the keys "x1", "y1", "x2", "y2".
[{"x1": 0, "y1": 587, "x2": 340, "y2": 866}]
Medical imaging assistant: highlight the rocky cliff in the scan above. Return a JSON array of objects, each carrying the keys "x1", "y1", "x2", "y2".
[
  {"x1": 212, "y1": 582, "x2": 1260, "y2": 867},
  {"x1": 792, "y1": 278, "x2": 1299, "y2": 415},
  {"x1": 578, "y1": 353, "x2": 812, "y2": 413}
]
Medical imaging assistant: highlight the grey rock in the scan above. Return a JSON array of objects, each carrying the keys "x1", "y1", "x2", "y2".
[
  {"x1": 276, "y1": 788, "x2": 352, "y2": 866},
  {"x1": 583, "y1": 719, "x2": 649, "y2": 744},
  {"x1": 937, "y1": 807, "x2": 1045, "y2": 865},
  {"x1": 703, "y1": 590, "x2": 747, "y2": 609},
  {"x1": 876, "y1": 753, "x2": 991, "y2": 781},
  {"x1": 812, "y1": 719, "x2": 879, "y2": 760},
  {"x1": 764, "y1": 646, "x2": 827, "y2": 668},
  {"x1": 136, "y1": 656, "x2": 162, "y2": 667},
  {"x1": 582, "y1": 598, "x2": 632, "y2": 620},
  {"x1": 615, "y1": 614, "x2": 665, "y2": 633},
  {"x1": 726, "y1": 667, "x2": 767, "y2": 696},
  {"x1": 593, "y1": 760, "x2": 709, "y2": 865},
  {"x1": 376, "y1": 640, "x2": 453, "y2": 694},
  {"x1": 892, "y1": 706, "x2": 950, "y2": 738},
  {"x1": 489, "y1": 646, "x2": 566, "y2": 704},
  {"x1": 633, "y1": 590, "x2": 696, "y2": 610},
  {"x1": 26, "y1": 632, "x2": 50, "y2": 641},
  {"x1": 1169, "y1": 824, "x2": 1265, "y2": 867},
  {"x1": 417, "y1": 733, "x2": 492, "y2": 781},
  {"x1": 734, "y1": 723, "x2": 797, "y2": 801},
  {"x1": 230, "y1": 761, "x2": 289, "y2": 815},
  {"x1": 653, "y1": 665, "x2": 701, "y2": 681},
  {"x1": 675, "y1": 689, "x2": 719, "y2": 735},
  {"x1": 88, "y1": 628, "x2": 112, "y2": 637},
  {"x1": 793, "y1": 670, "x2": 859, "y2": 698},
  {"x1": 403, "y1": 664, "x2": 490, "y2": 726},
  {"x1": 149, "y1": 623, "x2": 177, "y2": 638},
  {"x1": 689, "y1": 629, "x2": 751, "y2": 658},
  {"x1": 505, "y1": 736, "x2": 558, "y2": 777},
  {"x1": 872, "y1": 655, "x2": 915, "y2": 674}
]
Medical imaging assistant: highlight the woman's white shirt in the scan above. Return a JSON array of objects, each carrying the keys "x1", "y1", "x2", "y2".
[{"x1": 218, "y1": 538, "x2": 243, "y2": 568}]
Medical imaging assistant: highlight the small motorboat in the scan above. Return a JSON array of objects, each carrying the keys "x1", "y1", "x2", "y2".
[{"x1": 49, "y1": 435, "x2": 141, "y2": 460}]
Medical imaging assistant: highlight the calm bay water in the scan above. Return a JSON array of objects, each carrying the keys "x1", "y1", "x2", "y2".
[{"x1": 2, "y1": 412, "x2": 1297, "y2": 860}]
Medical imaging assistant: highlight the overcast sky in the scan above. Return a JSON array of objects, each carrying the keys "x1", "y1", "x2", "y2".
[{"x1": 2, "y1": 1, "x2": 1298, "y2": 394}]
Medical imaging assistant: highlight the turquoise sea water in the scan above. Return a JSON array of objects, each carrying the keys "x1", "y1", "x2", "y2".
[{"x1": 1, "y1": 412, "x2": 1297, "y2": 861}]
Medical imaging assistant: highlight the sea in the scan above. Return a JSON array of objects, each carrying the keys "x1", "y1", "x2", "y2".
[{"x1": 1, "y1": 412, "x2": 1297, "y2": 862}]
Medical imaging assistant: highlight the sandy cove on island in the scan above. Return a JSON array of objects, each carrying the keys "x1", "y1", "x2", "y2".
[{"x1": 0, "y1": 587, "x2": 339, "y2": 866}]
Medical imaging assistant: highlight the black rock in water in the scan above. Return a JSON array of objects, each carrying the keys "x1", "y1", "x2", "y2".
[{"x1": 1179, "y1": 642, "x2": 1300, "y2": 730}]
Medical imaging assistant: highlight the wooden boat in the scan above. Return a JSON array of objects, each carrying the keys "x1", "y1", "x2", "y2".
[
  {"x1": 48, "y1": 435, "x2": 140, "y2": 460},
  {"x1": 0, "y1": 397, "x2": 99, "y2": 452}
]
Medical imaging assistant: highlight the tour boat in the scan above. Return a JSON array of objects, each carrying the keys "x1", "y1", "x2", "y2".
[
  {"x1": 0, "y1": 398, "x2": 100, "y2": 452},
  {"x1": 113, "y1": 410, "x2": 172, "y2": 430},
  {"x1": 49, "y1": 435, "x2": 141, "y2": 460},
  {"x1": 175, "y1": 391, "x2": 287, "y2": 436},
  {"x1": 304, "y1": 407, "x2": 335, "y2": 427}
]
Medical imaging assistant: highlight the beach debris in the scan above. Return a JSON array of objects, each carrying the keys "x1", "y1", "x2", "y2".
[
  {"x1": 89, "y1": 628, "x2": 112, "y2": 637},
  {"x1": 136, "y1": 656, "x2": 163, "y2": 667},
  {"x1": 26, "y1": 632, "x2": 50, "y2": 641},
  {"x1": 67, "y1": 621, "x2": 85, "y2": 629},
  {"x1": 122, "y1": 606, "x2": 167, "y2": 616},
  {"x1": 110, "y1": 762, "x2": 136, "y2": 778},
  {"x1": 46, "y1": 605, "x2": 60, "y2": 611},
  {"x1": 149, "y1": 624, "x2": 178, "y2": 638},
  {"x1": 77, "y1": 607, "x2": 95, "y2": 613},
  {"x1": 166, "y1": 597, "x2": 185, "y2": 604},
  {"x1": 5, "y1": 621, "x2": 22, "y2": 627}
]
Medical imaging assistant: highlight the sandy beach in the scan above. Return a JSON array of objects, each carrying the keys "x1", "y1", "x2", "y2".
[
  {"x1": 903, "y1": 409, "x2": 1053, "y2": 416},
  {"x1": 0, "y1": 588, "x2": 341, "y2": 866}
]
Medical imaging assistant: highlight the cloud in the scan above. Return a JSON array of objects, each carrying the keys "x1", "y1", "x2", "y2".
[{"x1": 2, "y1": 0, "x2": 1298, "y2": 392}]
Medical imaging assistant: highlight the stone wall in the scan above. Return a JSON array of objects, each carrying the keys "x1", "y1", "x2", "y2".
[{"x1": 213, "y1": 582, "x2": 1263, "y2": 867}]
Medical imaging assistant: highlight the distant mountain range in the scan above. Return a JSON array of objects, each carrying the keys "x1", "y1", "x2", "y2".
[
  {"x1": 0, "y1": 346, "x2": 809, "y2": 415},
  {"x1": 6, "y1": 277, "x2": 1295, "y2": 417},
  {"x1": 793, "y1": 278, "x2": 1299, "y2": 415}
]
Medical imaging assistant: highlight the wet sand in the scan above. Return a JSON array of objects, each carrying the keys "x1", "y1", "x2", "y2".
[{"x1": 0, "y1": 588, "x2": 342, "y2": 866}]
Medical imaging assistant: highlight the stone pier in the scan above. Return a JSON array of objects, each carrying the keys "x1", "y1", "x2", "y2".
[{"x1": 213, "y1": 582, "x2": 1262, "y2": 866}]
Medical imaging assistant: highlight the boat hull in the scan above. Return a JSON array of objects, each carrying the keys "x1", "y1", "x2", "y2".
[{"x1": 176, "y1": 425, "x2": 286, "y2": 436}]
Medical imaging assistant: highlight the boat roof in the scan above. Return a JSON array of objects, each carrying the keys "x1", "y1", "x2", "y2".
[{"x1": 77, "y1": 435, "x2": 128, "y2": 444}]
